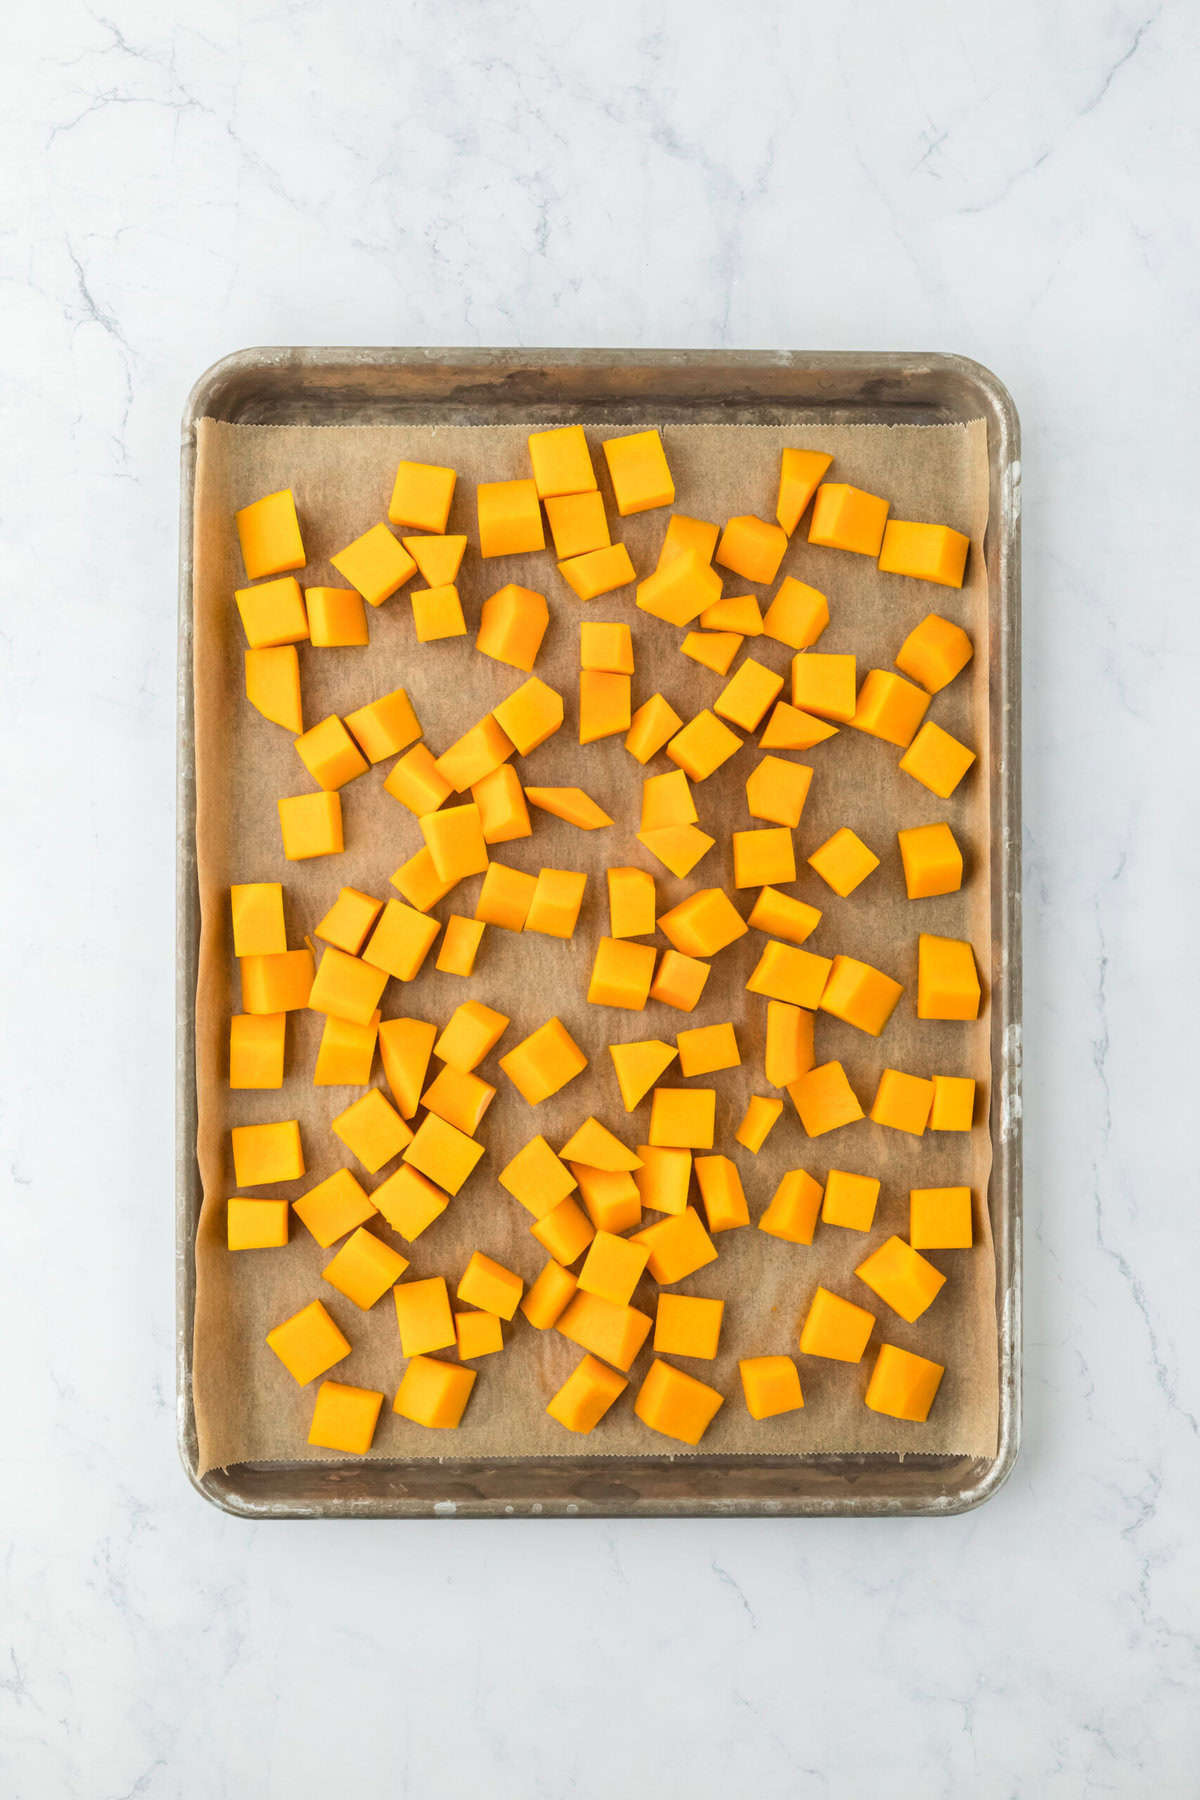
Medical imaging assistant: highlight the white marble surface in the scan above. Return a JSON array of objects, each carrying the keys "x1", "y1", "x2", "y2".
[{"x1": 4, "y1": 1, "x2": 1198, "y2": 1793}]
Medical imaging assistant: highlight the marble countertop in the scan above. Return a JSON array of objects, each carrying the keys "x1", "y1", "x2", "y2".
[{"x1": 5, "y1": 1, "x2": 1197, "y2": 1794}]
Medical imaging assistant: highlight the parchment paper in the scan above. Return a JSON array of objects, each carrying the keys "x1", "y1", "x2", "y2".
[{"x1": 192, "y1": 415, "x2": 997, "y2": 1474}]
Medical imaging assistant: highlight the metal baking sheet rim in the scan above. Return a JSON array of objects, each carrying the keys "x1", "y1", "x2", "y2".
[{"x1": 176, "y1": 347, "x2": 1021, "y2": 1519}]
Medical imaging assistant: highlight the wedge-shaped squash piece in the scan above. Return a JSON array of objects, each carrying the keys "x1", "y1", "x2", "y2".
[
  {"x1": 245, "y1": 646, "x2": 302, "y2": 733},
  {"x1": 636, "y1": 824, "x2": 714, "y2": 878},
  {"x1": 657, "y1": 888, "x2": 746, "y2": 959},
  {"x1": 401, "y1": 533, "x2": 466, "y2": 586},
  {"x1": 526, "y1": 786, "x2": 613, "y2": 829},
  {"x1": 760, "y1": 702, "x2": 839, "y2": 751},
  {"x1": 559, "y1": 1117, "x2": 642, "y2": 1172},
  {"x1": 610, "y1": 1040, "x2": 678, "y2": 1111},
  {"x1": 776, "y1": 448, "x2": 833, "y2": 535},
  {"x1": 681, "y1": 631, "x2": 742, "y2": 675},
  {"x1": 636, "y1": 551, "x2": 721, "y2": 626}
]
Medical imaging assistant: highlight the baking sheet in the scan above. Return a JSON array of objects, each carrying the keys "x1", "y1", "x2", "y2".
[{"x1": 192, "y1": 416, "x2": 996, "y2": 1474}]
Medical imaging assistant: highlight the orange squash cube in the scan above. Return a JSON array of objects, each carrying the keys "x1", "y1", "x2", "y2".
[
  {"x1": 760, "y1": 701, "x2": 839, "y2": 751},
  {"x1": 633, "y1": 1145, "x2": 691, "y2": 1215},
  {"x1": 455, "y1": 1310, "x2": 504, "y2": 1360},
  {"x1": 579, "y1": 670, "x2": 632, "y2": 743},
  {"x1": 235, "y1": 488, "x2": 305, "y2": 580},
  {"x1": 851, "y1": 670, "x2": 930, "y2": 748},
  {"x1": 746, "y1": 942, "x2": 831, "y2": 1008},
  {"x1": 435, "y1": 716, "x2": 514, "y2": 792},
  {"x1": 531, "y1": 1194, "x2": 596, "y2": 1264},
  {"x1": 649, "y1": 948, "x2": 711, "y2": 1012},
  {"x1": 245, "y1": 644, "x2": 303, "y2": 733},
  {"x1": 411, "y1": 583, "x2": 466, "y2": 643},
  {"x1": 602, "y1": 428, "x2": 674, "y2": 515},
  {"x1": 331, "y1": 523, "x2": 416, "y2": 607},
  {"x1": 528, "y1": 423, "x2": 596, "y2": 498},
  {"x1": 294, "y1": 715, "x2": 369, "y2": 791},
  {"x1": 435, "y1": 915, "x2": 485, "y2": 976},
  {"x1": 521, "y1": 1260, "x2": 579, "y2": 1329},
  {"x1": 634, "y1": 1358, "x2": 724, "y2": 1445},
  {"x1": 788, "y1": 1061, "x2": 864, "y2": 1136},
  {"x1": 640, "y1": 768, "x2": 697, "y2": 832},
  {"x1": 477, "y1": 478, "x2": 545, "y2": 557},
  {"x1": 625, "y1": 693, "x2": 684, "y2": 763},
  {"x1": 240, "y1": 947, "x2": 314, "y2": 1015},
  {"x1": 436, "y1": 1000, "x2": 510, "y2": 1072},
  {"x1": 474, "y1": 862, "x2": 536, "y2": 932},
  {"x1": 363, "y1": 899, "x2": 441, "y2": 982},
  {"x1": 323, "y1": 1226, "x2": 409, "y2": 1309},
  {"x1": 559, "y1": 544, "x2": 636, "y2": 601},
  {"x1": 676, "y1": 1022, "x2": 739, "y2": 1078},
  {"x1": 658, "y1": 888, "x2": 747, "y2": 958},
  {"x1": 808, "y1": 483, "x2": 889, "y2": 557},
  {"x1": 577, "y1": 1230, "x2": 651, "y2": 1306},
  {"x1": 748, "y1": 887, "x2": 821, "y2": 946},
  {"x1": 634, "y1": 1206, "x2": 718, "y2": 1283},
  {"x1": 580, "y1": 621, "x2": 634, "y2": 673},
  {"x1": 758, "y1": 1168, "x2": 823, "y2": 1244},
  {"x1": 230, "y1": 1012, "x2": 286, "y2": 1089},
  {"x1": 714, "y1": 658, "x2": 785, "y2": 733},
  {"x1": 499, "y1": 1133, "x2": 576, "y2": 1217},
  {"x1": 657, "y1": 513, "x2": 719, "y2": 570},
  {"x1": 230, "y1": 882, "x2": 286, "y2": 958},
  {"x1": 681, "y1": 630, "x2": 743, "y2": 675},
  {"x1": 798, "y1": 1286, "x2": 875, "y2": 1362},
  {"x1": 235, "y1": 576, "x2": 309, "y2": 648},
  {"x1": 557, "y1": 1291, "x2": 653, "y2": 1371},
  {"x1": 909, "y1": 1186, "x2": 974, "y2": 1249},
  {"x1": 471, "y1": 763, "x2": 532, "y2": 844},
  {"x1": 492, "y1": 676, "x2": 564, "y2": 755},
  {"x1": 403, "y1": 1113, "x2": 484, "y2": 1195},
  {"x1": 878, "y1": 520, "x2": 969, "y2": 588},
  {"x1": 655, "y1": 1293, "x2": 723, "y2": 1360},
  {"x1": 545, "y1": 490, "x2": 610, "y2": 559},
  {"x1": 807, "y1": 827, "x2": 879, "y2": 898},
  {"x1": 226, "y1": 1197, "x2": 289, "y2": 1250},
  {"x1": 393, "y1": 1355, "x2": 476, "y2": 1427},
  {"x1": 821, "y1": 1169, "x2": 880, "y2": 1232},
  {"x1": 733, "y1": 826, "x2": 796, "y2": 889},
  {"x1": 343, "y1": 686, "x2": 423, "y2": 763},
  {"x1": 388, "y1": 460, "x2": 457, "y2": 533},
  {"x1": 819, "y1": 955, "x2": 903, "y2": 1036},
  {"x1": 700, "y1": 592, "x2": 763, "y2": 634},
  {"x1": 305, "y1": 586, "x2": 369, "y2": 648},
  {"x1": 610, "y1": 1039, "x2": 678, "y2": 1111},
  {"x1": 316, "y1": 887, "x2": 382, "y2": 955},
  {"x1": 716, "y1": 515, "x2": 788, "y2": 584},
  {"x1": 745, "y1": 756, "x2": 812, "y2": 828},
  {"x1": 608, "y1": 866, "x2": 656, "y2": 939},
  {"x1": 384, "y1": 744, "x2": 452, "y2": 818},
  {"x1": 476, "y1": 583, "x2": 549, "y2": 672},
  {"x1": 588, "y1": 936, "x2": 656, "y2": 1009},
  {"x1": 378, "y1": 1016, "x2": 437, "y2": 1116},
  {"x1": 636, "y1": 552, "x2": 721, "y2": 626},
  {"x1": 420, "y1": 802, "x2": 488, "y2": 884},
  {"x1": 331, "y1": 1088, "x2": 412, "y2": 1174},
  {"x1": 739, "y1": 1355, "x2": 804, "y2": 1420},
  {"x1": 666, "y1": 709, "x2": 742, "y2": 781},
  {"x1": 402, "y1": 534, "x2": 467, "y2": 586},
  {"x1": 865, "y1": 1343, "x2": 945, "y2": 1422},
  {"x1": 546, "y1": 1354, "x2": 627, "y2": 1433},
  {"x1": 457, "y1": 1250, "x2": 524, "y2": 1320},
  {"x1": 526, "y1": 868, "x2": 586, "y2": 939},
  {"x1": 277, "y1": 791, "x2": 343, "y2": 860},
  {"x1": 308, "y1": 946, "x2": 388, "y2": 1026},
  {"x1": 371, "y1": 1164, "x2": 449, "y2": 1241},
  {"x1": 293, "y1": 1168, "x2": 376, "y2": 1248},
  {"x1": 735, "y1": 1094, "x2": 783, "y2": 1154},
  {"x1": 637, "y1": 825, "x2": 714, "y2": 879},
  {"x1": 761, "y1": 576, "x2": 829, "y2": 649},
  {"x1": 571, "y1": 1165, "x2": 641, "y2": 1234},
  {"x1": 930, "y1": 1074, "x2": 976, "y2": 1131},
  {"x1": 231, "y1": 1119, "x2": 303, "y2": 1187},
  {"x1": 870, "y1": 1068, "x2": 934, "y2": 1135},
  {"x1": 790, "y1": 652, "x2": 857, "y2": 722},
  {"x1": 694, "y1": 1154, "x2": 749, "y2": 1232},
  {"x1": 422, "y1": 1063, "x2": 494, "y2": 1136},
  {"x1": 313, "y1": 1012, "x2": 379, "y2": 1087},
  {"x1": 898, "y1": 822, "x2": 963, "y2": 898},
  {"x1": 392, "y1": 1276, "x2": 457, "y2": 1356},
  {"x1": 307, "y1": 1380, "x2": 384, "y2": 1454},
  {"x1": 385, "y1": 859, "x2": 450, "y2": 927},
  {"x1": 648, "y1": 1087, "x2": 715, "y2": 1149},
  {"x1": 764, "y1": 999, "x2": 815, "y2": 1088},
  {"x1": 266, "y1": 1300, "x2": 350, "y2": 1385},
  {"x1": 899, "y1": 720, "x2": 976, "y2": 798},
  {"x1": 917, "y1": 934, "x2": 981, "y2": 1020},
  {"x1": 500, "y1": 1017, "x2": 588, "y2": 1104},
  {"x1": 855, "y1": 1236, "x2": 945, "y2": 1324},
  {"x1": 776, "y1": 448, "x2": 833, "y2": 535},
  {"x1": 895, "y1": 613, "x2": 974, "y2": 692}
]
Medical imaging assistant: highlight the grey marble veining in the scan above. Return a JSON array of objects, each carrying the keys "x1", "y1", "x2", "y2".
[{"x1": 3, "y1": 1, "x2": 1198, "y2": 1795}]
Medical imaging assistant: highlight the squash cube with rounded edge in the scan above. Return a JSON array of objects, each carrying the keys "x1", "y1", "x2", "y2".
[
  {"x1": 521, "y1": 1261, "x2": 579, "y2": 1329},
  {"x1": 739, "y1": 1355, "x2": 804, "y2": 1420},
  {"x1": 895, "y1": 613, "x2": 973, "y2": 692},
  {"x1": 546, "y1": 1354, "x2": 627, "y2": 1433},
  {"x1": 476, "y1": 584, "x2": 549, "y2": 672},
  {"x1": 634, "y1": 1358, "x2": 723, "y2": 1445},
  {"x1": 304, "y1": 586, "x2": 368, "y2": 648},
  {"x1": 758, "y1": 1169, "x2": 823, "y2": 1244}
]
